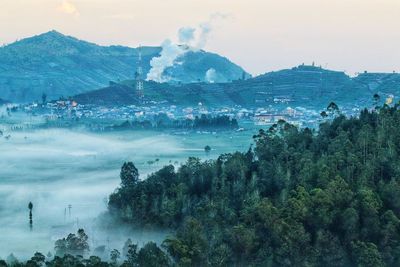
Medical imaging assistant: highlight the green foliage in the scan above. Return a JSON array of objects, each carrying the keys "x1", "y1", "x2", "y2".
[
  {"x1": 137, "y1": 242, "x2": 170, "y2": 267},
  {"x1": 120, "y1": 162, "x2": 139, "y2": 188},
  {"x1": 108, "y1": 104, "x2": 400, "y2": 266},
  {"x1": 110, "y1": 249, "x2": 120, "y2": 266},
  {"x1": 11, "y1": 242, "x2": 168, "y2": 267},
  {"x1": 111, "y1": 115, "x2": 238, "y2": 131},
  {"x1": 125, "y1": 243, "x2": 138, "y2": 266},
  {"x1": 193, "y1": 114, "x2": 238, "y2": 129},
  {"x1": 163, "y1": 218, "x2": 208, "y2": 267},
  {"x1": 122, "y1": 239, "x2": 133, "y2": 259},
  {"x1": 14, "y1": 105, "x2": 400, "y2": 267},
  {"x1": 29, "y1": 252, "x2": 45, "y2": 266},
  {"x1": 55, "y1": 229, "x2": 90, "y2": 257},
  {"x1": 351, "y1": 241, "x2": 385, "y2": 267}
]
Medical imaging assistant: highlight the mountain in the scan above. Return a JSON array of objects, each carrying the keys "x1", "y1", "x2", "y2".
[
  {"x1": 164, "y1": 50, "x2": 250, "y2": 84},
  {"x1": 0, "y1": 30, "x2": 248, "y2": 103},
  {"x1": 353, "y1": 72, "x2": 400, "y2": 95},
  {"x1": 0, "y1": 98, "x2": 9, "y2": 105},
  {"x1": 75, "y1": 65, "x2": 400, "y2": 108}
]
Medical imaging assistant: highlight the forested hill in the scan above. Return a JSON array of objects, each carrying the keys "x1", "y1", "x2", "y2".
[
  {"x1": 0, "y1": 31, "x2": 247, "y2": 103},
  {"x1": 74, "y1": 65, "x2": 400, "y2": 108},
  {"x1": 0, "y1": 98, "x2": 9, "y2": 105},
  {"x1": 108, "y1": 104, "x2": 400, "y2": 267}
]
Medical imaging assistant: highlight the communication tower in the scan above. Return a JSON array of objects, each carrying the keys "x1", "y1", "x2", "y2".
[{"x1": 135, "y1": 46, "x2": 144, "y2": 99}]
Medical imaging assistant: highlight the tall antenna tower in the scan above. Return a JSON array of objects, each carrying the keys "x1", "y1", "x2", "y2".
[{"x1": 135, "y1": 46, "x2": 144, "y2": 99}]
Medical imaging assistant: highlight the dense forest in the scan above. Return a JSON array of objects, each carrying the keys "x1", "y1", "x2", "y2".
[
  {"x1": 4, "y1": 104, "x2": 400, "y2": 266},
  {"x1": 108, "y1": 104, "x2": 400, "y2": 267},
  {"x1": 108, "y1": 114, "x2": 239, "y2": 131}
]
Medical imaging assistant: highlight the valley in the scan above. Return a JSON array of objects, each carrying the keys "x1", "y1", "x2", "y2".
[{"x1": 0, "y1": 127, "x2": 253, "y2": 259}]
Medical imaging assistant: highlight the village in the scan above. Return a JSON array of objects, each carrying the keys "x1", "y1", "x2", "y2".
[{"x1": 0, "y1": 97, "x2": 364, "y2": 134}]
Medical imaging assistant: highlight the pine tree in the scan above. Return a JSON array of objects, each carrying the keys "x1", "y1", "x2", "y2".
[{"x1": 120, "y1": 162, "x2": 139, "y2": 188}]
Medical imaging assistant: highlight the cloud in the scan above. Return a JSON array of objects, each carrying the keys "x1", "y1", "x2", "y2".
[
  {"x1": 58, "y1": 0, "x2": 80, "y2": 16},
  {"x1": 178, "y1": 27, "x2": 196, "y2": 43},
  {"x1": 210, "y1": 12, "x2": 231, "y2": 21},
  {"x1": 196, "y1": 22, "x2": 212, "y2": 49}
]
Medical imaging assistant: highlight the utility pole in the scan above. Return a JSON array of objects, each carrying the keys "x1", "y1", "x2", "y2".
[{"x1": 68, "y1": 204, "x2": 72, "y2": 219}]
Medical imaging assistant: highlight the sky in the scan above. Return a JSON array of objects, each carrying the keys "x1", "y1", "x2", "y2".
[{"x1": 0, "y1": 0, "x2": 399, "y2": 76}]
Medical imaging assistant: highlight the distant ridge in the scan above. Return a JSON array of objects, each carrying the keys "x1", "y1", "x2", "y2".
[
  {"x1": 74, "y1": 65, "x2": 400, "y2": 108},
  {"x1": 0, "y1": 30, "x2": 248, "y2": 103}
]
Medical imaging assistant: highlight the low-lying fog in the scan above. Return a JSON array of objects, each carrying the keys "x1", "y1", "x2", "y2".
[{"x1": 0, "y1": 128, "x2": 252, "y2": 259}]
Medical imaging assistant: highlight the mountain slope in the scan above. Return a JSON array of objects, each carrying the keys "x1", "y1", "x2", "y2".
[
  {"x1": 0, "y1": 98, "x2": 9, "y2": 105},
  {"x1": 165, "y1": 50, "x2": 250, "y2": 83},
  {"x1": 0, "y1": 31, "x2": 248, "y2": 103},
  {"x1": 74, "y1": 65, "x2": 400, "y2": 108}
]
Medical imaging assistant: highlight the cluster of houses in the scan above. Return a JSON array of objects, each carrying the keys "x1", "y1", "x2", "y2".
[
  {"x1": 11, "y1": 99, "x2": 325, "y2": 128},
  {"x1": 2, "y1": 97, "x2": 366, "y2": 132}
]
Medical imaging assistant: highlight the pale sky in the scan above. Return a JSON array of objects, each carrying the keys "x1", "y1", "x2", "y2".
[{"x1": 1, "y1": 0, "x2": 400, "y2": 76}]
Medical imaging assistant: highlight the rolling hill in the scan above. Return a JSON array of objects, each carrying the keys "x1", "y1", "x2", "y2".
[
  {"x1": 0, "y1": 30, "x2": 248, "y2": 103},
  {"x1": 74, "y1": 65, "x2": 400, "y2": 108}
]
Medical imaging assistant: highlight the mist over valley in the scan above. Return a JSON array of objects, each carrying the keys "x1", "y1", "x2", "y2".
[
  {"x1": 0, "y1": 126, "x2": 252, "y2": 259},
  {"x1": 1, "y1": 1, "x2": 400, "y2": 265}
]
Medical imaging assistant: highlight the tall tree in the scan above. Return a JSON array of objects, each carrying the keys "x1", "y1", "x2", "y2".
[
  {"x1": 120, "y1": 162, "x2": 139, "y2": 188},
  {"x1": 110, "y1": 249, "x2": 120, "y2": 266},
  {"x1": 28, "y1": 202, "x2": 33, "y2": 231}
]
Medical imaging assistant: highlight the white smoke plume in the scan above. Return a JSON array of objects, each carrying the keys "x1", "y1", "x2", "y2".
[
  {"x1": 147, "y1": 14, "x2": 228, "y2": 83},
  {"x1": 178, "y1": 27, "x2": 196, "y2": 43},
  {"x1": 196, "y1": 23, "x2": 212, "y2": 50},
  {"x1": 205, "y1": 68, "x2": 217, "y2": 83},
  {"x1": 145, "y1": 39, "x2": 187, "y2": 83}
]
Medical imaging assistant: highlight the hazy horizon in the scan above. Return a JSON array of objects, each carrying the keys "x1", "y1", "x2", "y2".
[{"x1": 1, "y1": 0, "x2": 400, "y2": 76}]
